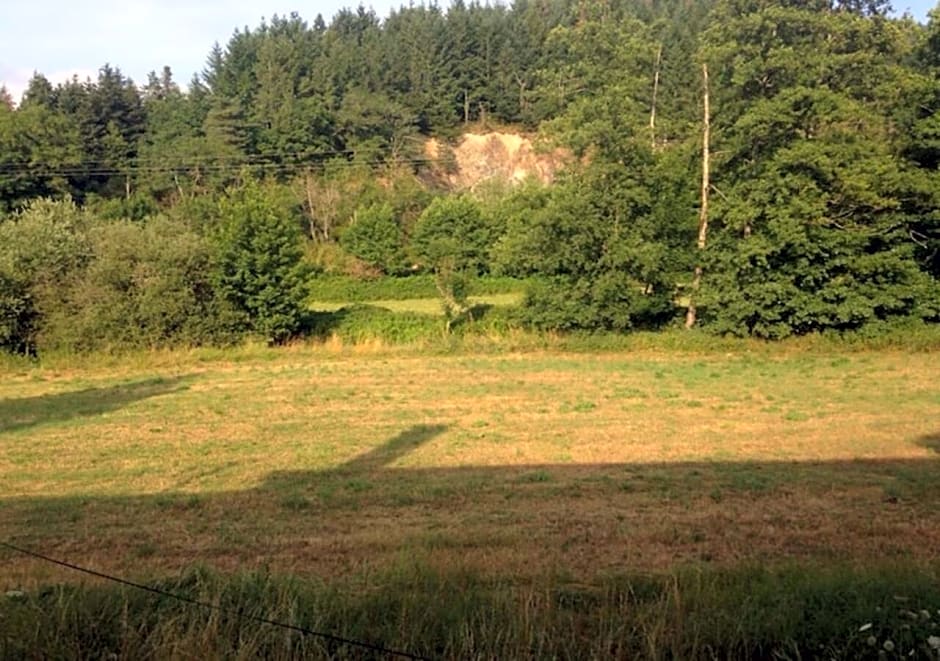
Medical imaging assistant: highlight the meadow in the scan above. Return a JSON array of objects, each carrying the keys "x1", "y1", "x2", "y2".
[{"x1": 2, "y1": 340, "x2": 940, "y2": 658}]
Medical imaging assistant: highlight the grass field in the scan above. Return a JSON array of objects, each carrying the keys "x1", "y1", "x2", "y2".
[
  {"x1": 309, "y1": 292, "x2": 523, "y2": 314},
  {"x1": 2, "y1": 342, "x2": 940, "y2": 657}
]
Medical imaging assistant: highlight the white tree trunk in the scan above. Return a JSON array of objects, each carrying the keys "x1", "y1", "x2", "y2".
[
  {"x1": 650, "y1": 44, "x2": 662, "y2": 150},
  {"x1": 685, "y1": 63, "x2": 710, "y2": 329}
]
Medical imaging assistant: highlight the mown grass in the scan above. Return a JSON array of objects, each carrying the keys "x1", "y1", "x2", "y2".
[{"x1": 1, "y1": 343, "x2": 939, "y2": 657}]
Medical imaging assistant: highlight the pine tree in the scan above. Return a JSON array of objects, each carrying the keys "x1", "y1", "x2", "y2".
[{"x1": 212, "y1": 180, "x2": 308, "y2": 343}]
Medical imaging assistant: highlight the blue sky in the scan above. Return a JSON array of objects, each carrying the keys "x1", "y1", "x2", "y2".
[{"x1": 1, "y1": 0, "x2": 937, "y2": 104}]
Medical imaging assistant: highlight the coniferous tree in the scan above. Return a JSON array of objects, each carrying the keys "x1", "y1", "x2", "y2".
[{"x1": 212, "y1": 180, "x2": 309, "y2": 343}]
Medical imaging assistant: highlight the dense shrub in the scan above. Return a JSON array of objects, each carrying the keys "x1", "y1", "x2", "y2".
[
  {"x1": 495, "y1": 167, "x2": 678, "y2": 332},
  {"x1": 0, "y1": 199, "x2": 90, "y2": 354},
  {"x1": 40, "y1": 216, "x2": 242, "y2": 351},
  {"x1": 411, "y1": 195, "x2": 491, "y2": 276},
  {"x1": 212, "y1": 182, "x2": 309, "y2": 343},
  {"x1": 339, "y1": 203, "x2": 407, "y2": 275},
  {"x1": 411, "y1": 195, "x2": 495, "y2": 318}
]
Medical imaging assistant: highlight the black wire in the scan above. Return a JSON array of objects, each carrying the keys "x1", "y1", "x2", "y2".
[
  {"x1": 1, "y1": 540, "x2": 431, "y2": 661},
  {"x1": 0, "y1": 149, "x2": 360, "y2": 169},
  {"x1": 0, "y1": 156, "x2": 438, "y2": 178}
]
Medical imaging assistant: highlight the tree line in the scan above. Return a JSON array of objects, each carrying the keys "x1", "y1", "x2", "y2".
[{"x1": 1, "y1": 0, "x2": 938, "y2": 353}]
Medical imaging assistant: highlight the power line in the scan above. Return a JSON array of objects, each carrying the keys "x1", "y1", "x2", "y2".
[
  {"x1": 0, "y1": 133, "x2": 432, "y2": 170},
  {"x1": 0, "y1": 136, "x2": 440, "y2": 174},
  {"x1": 0, "y1": 147, "x2": 362, "y2": 170},
  {"x1": 0, "y1": 155, "x2": 439, "y2": 178},
  {"x1": 1, "y1": 540, "x2": 431, "y2": 661}
]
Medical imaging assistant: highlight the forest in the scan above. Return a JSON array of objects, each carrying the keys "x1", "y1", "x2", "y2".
[{"x1": 1, "y1": 0, "x2": 939, "y2": 354}]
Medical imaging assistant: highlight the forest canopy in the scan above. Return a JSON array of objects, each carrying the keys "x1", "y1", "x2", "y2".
[{"x1": 0, "y1": 0, "x2": 938, "y2": 353}]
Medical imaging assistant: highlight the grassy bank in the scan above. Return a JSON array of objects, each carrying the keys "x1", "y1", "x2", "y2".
[{"x1": 2, "y1": 561, "x2": 939, "y2": 659}]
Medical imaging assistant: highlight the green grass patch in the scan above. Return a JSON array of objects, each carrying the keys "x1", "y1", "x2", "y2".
[
  {"x1": 308, "y1": 274, "x2": 530, "y2": 302},
  {"x1": 309, "y1": 292, "x2": 522, "y2": 315},
  {"x1": 2, "y1": 562, "x2": 939, "y2": 659}
]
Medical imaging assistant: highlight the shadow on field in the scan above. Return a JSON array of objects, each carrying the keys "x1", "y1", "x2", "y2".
[
  {"x1": 0, "y1": 376, "x2": 192, "y2": 434},
  {"x1": 334, "y1": 424, "x2": 449, "y2": 474},
  {"x1": 917, "y1": 432, "x2": 940, "y2": 454},
  {"x1": 2, "y1": 423, "x2": 940, "y2": 582},
  {"x1": 261, "y1": 424, "x2": 450, "y2": 492},
  {"x1": 301, "y1": 308, "x2": 351, "y2": 340}
]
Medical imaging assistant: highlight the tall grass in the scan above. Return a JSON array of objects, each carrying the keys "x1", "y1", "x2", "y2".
[
  {"x1": 4, "y1": 561, "x2": 939, "y2": 659},
  {"x1": 18, "y1": 317, "x2": 940, "y2": 373}
]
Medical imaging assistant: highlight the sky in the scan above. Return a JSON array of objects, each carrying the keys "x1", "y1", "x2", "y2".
[
  {"x1": 1, "y1": 0, "x2": 937, "y2": 104},
  {"x1": 0, "y1": 0, "x2": 402, "y2": 103}
]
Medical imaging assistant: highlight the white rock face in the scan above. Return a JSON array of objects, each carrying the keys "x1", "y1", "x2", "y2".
[{"x1": 425, "y1": 132, "x2": 569, "y2": 190}]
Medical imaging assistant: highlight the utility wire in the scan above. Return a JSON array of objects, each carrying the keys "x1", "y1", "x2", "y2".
[
  {"x1": 0, "y1": 148, "x2": 361, "y2": 168},
  {"x1": 0, "y1": 155, "x2": 439, "y2": 178},
  {"x1": 0, "y1": 139, "x2": 442, "y2": 174},
  {"x1": 1, "y1": 540, "x2": 431, "y2": 661}
]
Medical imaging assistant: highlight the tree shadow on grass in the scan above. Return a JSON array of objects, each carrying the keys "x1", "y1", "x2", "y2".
[
  {"x1": 261, "y1": 424, "x2": 449, "y2": 495},
  {"x1": 300, "y1": 308, "x2": 351, "y2": 341},
  {"x1": 916, "y1": 432, "x2": 940, "y2": 454},
  {"x1": 0, "y1": 376, "x2": 193, "y2": 434},
  {"x1": 3, "y1": 424, "x2": 940, "y2": 585},
  {"x1": 335, "y1": 424, "x2": 449, "y2": 474}
]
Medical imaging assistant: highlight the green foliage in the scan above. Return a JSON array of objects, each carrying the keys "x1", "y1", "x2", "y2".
[
  {"x1": 0, "y1": 199, "x2": 89, "y2": 353},
  {"x1": 86, "y1": 191, "x2": 160, "y2": 221},
  {"x1": 3, "y1": 563, "x2": 940, "y2": 659},
  {"x1": 310, "y1": 274, "x2": 439, "y2": 301},
  {"x1": 212, "y1": 181, "x2": 309, "y2": 343},
  {"x1": 39, "y1": 216, "x2": 241, "y2": 352},
  {"x1": 412, "y1": 195, "x2": 492, "y2": 320},
  {"x1": 698, "y1": 3, "x2": 940, "y2": 338},
  {"x1": 411, "y1": 195, "x2": 490, "y2": 275},
  {"x1": 339, "y1": 203, "x2": 406, "y2": 274},
  {"x1": 538, "y1": 11, "x2": 658, "y2": 160},
  {"x1": 309, "y1": 304, "x2": 441, "y2": 344},
  {"x1": 0, "y1": 104, "x2": 82, "y2": 211},
  {"x1": 0, "y1": 0, "x2": 937, "y2": 345},
  {"x1": 496, "y1": 165, "x2": 678, "y2": 331}
]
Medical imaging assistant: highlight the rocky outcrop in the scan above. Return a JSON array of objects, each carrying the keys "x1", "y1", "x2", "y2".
[{"x1": 424, "y1": 132, "x2": 568, "y2": 190}]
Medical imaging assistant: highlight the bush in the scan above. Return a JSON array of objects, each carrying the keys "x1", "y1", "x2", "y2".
[
  {"x1": 411, "y1": 195, "x2": 494, "y2": 320},
  {"x1": 40, "y1": 216, "x2": 242, "y2": 352},
  {"x1": 0, "y1": 198, "x2": 90, "y2": 354},
  {"x1": 212, "y1": 182, "x2": 309, "y2": 343},
  {"x1": 411, "y1": 195, "x2": 491, "y2": 276},
  {"x1": 339, "y1": 203, "x2": 407, "y2": 275},
  {"x1": 495, "y1": 166, "x2": 679, "y2": 332},
  {"x1": 519, "y1": 274, "x2": 676, "y2": 332}
]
